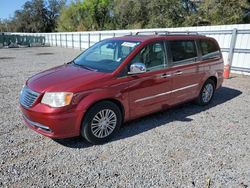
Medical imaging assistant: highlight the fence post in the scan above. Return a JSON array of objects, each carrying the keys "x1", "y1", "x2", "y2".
[
  {"x1": 60, "y1": 34, "x2": 62, "y2": 47},
  {"x1": 50, "y1": 34, "x2": 52, "y2": 46},
  {"x1": 66, "y1": 34, "x2": 68, "y2": 48},
  {"x1": 88, "y1": 33, "x2": 90, "y2": 48},
  {"x1": 224, "y1": 28, "x2": 237, "y2": 79},
  {"x1": 3, "y1": 34, "x2": 5, "y2": 46},
  {"x1": 50, "y1": 34, "x2": 54, "y2": 46},
  {"x1": 55, "y1": 34, "x2": 57, "y2": 47},
  {"x1": 99, "y1": 33, "x2": 101, "y2": 41},
  {"x1": 79, "y1": 33, "x2": 81, "y2": 50},
  {"x1": 72, "y1": 33, "x2": 74, "y2": 48}
]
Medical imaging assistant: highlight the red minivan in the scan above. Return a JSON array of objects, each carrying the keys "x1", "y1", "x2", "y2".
[{"x1": 19, "y1": 31, "x2": 224, "y2": 144}]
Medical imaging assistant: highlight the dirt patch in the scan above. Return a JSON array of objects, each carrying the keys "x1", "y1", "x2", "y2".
[
  {"x1": 0, "y1": 57, "x2": 15, "y2": 60},
  {"x1": 36, "y1": 52, "x2": 54, "y2": 55}
]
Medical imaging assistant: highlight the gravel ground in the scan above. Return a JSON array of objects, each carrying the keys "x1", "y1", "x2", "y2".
[{"x1": 0, "y1": 47, "x2": 249, "y2": 188}]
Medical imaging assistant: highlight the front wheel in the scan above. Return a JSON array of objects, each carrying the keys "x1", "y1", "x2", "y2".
[
  {"x1": 81, "y1": 101, "x2": 122, "y2": 144},
  {"x1": 196, "y1": 79, "x2": 215, "y2": 106}
]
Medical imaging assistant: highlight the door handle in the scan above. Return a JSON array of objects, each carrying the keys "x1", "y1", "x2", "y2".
[
  {"x1": 161, "y1": 73, "x2": 172, "y2": 78},
  {"x1": 173, "y1": 71, "x2": 183, "y2": 76}
]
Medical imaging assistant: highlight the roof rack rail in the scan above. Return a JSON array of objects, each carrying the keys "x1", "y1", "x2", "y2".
[
  {"x1": 135, "y1": 31, "x2": 200, "y2": 36},
  {"x1": 135, "y1": 31, "x2": 158, "y2": 35}
]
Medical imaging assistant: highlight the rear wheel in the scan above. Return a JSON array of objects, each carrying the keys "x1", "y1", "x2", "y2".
[
  {"x1": 196, "y1": 79, "x2": 215, "y2": 106},
  {"x1": 81, "y1": 101, "x2": 122, "y2": 144}
]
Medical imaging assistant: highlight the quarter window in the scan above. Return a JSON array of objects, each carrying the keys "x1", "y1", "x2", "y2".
[
  {"x1": 169, "y1": 40, "x2": 197, "y2": 63},
  {"x1": 130, "y1": 42, "x2": 166, "y2": 71},
  {"x1": 200, "y1": 39, "x2": 220, "y2": 59}
]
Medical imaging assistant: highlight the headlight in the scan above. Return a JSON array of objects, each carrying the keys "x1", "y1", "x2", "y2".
[{"x1": 41, "y1": 92, "x2": 73, "y2": 108}]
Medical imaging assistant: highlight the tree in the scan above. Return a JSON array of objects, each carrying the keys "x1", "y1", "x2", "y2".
[
  {"x1": 199, "y1": 0, "x2": 250, "y2": 25},
  {"x1": 57, "y1": 0, "x2": 113, "y2": 31},
  {"x1": 0, "y1": 19, "x2": 16, "y2": 32},
  {"x1": 145, "y1": 0, "x2": 199, "y2": 28},
  {"x1": 1, "y1": 0, "x2": 250, "y2": 32},
  {"x1": 89, "y1": 0, "x2": 113, "y2": 29},
  {"x1": 112, "y1": 0, "x2": 198, "y2": 29},
  {"x1": 0, "y1": 0, "x2": 65, "y2": 32},
  {"x1": 47, "y1": 0, "x2": 66, "y2": 31},
  {"x1": 56, "y1": 1, "x2": 84, "y2": 31}
]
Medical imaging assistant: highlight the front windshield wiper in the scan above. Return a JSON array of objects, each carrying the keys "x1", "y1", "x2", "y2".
[{"x1": 72, "y1": 61, "x2": 97, "y2": 71}]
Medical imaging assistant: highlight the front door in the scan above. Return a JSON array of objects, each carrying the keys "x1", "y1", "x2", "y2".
[{"x1": 126, "y1": 41, "x2": 173, "y2": 119}]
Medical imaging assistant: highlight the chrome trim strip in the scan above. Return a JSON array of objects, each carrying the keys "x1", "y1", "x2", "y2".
[
  {"x1": 135, "y1": 83, "x2": 199, "y2": 103},
  {"x1": 171, "y1": 83, "x2": 198, "y2": 93},
  {"x1": 22, "y1": 115, "x2": 51, "y2": 132},
  {"x1": 135, "y1": 91, "x2": 172, "y2": 103},
  {"x1": 173, "y1": 71, "x2": 183, "y2": 75}
]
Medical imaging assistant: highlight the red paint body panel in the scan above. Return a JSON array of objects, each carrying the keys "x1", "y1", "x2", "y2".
[
  {"x1": 27, "y1": 64, "x2": 109, "y2": 92},
  {"x1": 20, "y1": 35, "x2": 224, "y2": 138}
]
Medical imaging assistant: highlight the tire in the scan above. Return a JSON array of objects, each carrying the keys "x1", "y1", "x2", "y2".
[
  {"x1": 196, "y1": 79, "x2": 215, "y2": 106},
  {"x1": 81, "y1": 101, "x2": 122, "y2": 144}
]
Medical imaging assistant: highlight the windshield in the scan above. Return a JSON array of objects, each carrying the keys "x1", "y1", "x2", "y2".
[{"x1": 74, "y1": 40, "x2": 140, "y2": 73}]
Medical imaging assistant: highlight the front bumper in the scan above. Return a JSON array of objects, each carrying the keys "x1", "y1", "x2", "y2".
[
  {"x1": 23, "y1": 114, "x2": 52, "y2": 132},
  {"x1": 20, "y1": 104, "x2": 83, "y2": 139}
]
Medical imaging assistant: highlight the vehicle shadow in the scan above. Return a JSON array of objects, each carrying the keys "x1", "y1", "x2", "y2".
[{"x1": 53, "y1": 87, "x2": 242, "y2": 148}]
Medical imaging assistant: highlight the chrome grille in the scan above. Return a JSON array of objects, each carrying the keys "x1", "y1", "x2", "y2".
[{"x1": 19, "y1": 86, "x2": 40, "y2": 108}]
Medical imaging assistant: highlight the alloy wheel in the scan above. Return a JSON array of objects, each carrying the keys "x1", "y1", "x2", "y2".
[{"x1": 90, "y1": 109, "x2": 117, "y2": 138}]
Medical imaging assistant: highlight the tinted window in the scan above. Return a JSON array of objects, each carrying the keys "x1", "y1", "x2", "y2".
[
  {"x1": 200, "y1": 39, "x2": 219, "y2": 55},
  {"x1": 130, "y1": 42, "x2": 166, "y2": 71},
  {"x1": 169, "y1": 40, "x2": 197, "y2": 62}
]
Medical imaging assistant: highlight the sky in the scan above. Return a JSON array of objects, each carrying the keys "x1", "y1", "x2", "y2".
[
  {"x1": 0, "y1": 0, "x2": 28, "y2": 19},
  {"x1": 0, "y1": 0, "x2": 70, "y2": 20}
]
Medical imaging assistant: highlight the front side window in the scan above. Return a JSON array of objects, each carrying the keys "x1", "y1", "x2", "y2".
[
  {"x1": 130, "y1": 42, "x2": 166, "y2": 71},
  {"x1": 169, "y1": 40, "x2": 197, "y2": 63},
  {"x1": 200, "y1": 39, "x2": 220, "y2": 59},
  {"x1": 74, "y1": 40, "x2": 140, "y2": 73}
]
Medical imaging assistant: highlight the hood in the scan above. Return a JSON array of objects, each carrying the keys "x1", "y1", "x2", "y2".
[{"x1": 27, "y1": 64, "x2": 109, "y2": 93}]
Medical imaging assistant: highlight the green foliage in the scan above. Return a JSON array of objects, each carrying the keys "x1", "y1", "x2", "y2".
[
  {"x1": 1, "y1": 0, "x2": 250, "y2": 32},
  {"x1": 112, "y1": 0, "x2": 149, "y2": 29},
  {"x1": 56, "y1": 0, "x2": 199, "y2": 31},
  {"x1": 57, "y1": 0, "x2": 113, "y2": 31},
  {"x1": 0, "y1": 0, "x2": 65, "y2": 32},
  {"x1": 56, "y1": 1, "x2": 82, "y2": 31},
  {"x1": 199, "y1": 0, "x2": 250, "y2": 25},
  {"x1": 145, "y1": 0, "x2": 190, "y2": 28}
]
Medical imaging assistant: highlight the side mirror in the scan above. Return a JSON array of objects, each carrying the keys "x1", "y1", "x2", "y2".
[{"x1": 128, "y1": 62, "x2": 146, "y2": 75}]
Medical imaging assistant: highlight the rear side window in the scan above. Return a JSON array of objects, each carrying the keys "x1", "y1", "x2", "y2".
[
  {"x1": 169, "y1": 40, "x2": 197, "y2": 63},
  {"x1": 200, "y1": 39, "x2": 220, "y2": 59}
]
